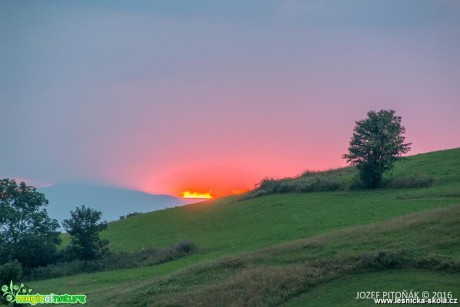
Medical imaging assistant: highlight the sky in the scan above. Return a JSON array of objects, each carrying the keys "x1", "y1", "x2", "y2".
[{"x1": 1, "y1": 0, "x2": 459, "y2": 198}]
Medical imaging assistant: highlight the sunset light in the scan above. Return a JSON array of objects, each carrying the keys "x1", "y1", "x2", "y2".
[
  {"x1": 231, "y1": 189, "x2": 247, "y2": 195},
  {"x1": 181, "y1": 191, "x2": 213, "y2": 199},
  {"x1": 2, "y1": 1, "x2": 459, "y2": 305}
]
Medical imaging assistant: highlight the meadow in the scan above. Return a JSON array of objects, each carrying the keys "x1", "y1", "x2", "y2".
[{"x1": 28, "y1": 148, "x2": 460, "y2": 306}]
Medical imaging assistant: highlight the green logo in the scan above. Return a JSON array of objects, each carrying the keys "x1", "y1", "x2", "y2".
[{"x1": 1, "y1": 281, "x2": 86, "y2": 305}]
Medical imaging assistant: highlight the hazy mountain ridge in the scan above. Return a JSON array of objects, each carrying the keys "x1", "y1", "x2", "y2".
[{"x1": 39, "y1": 184, "x2": 186, "y2": 223}]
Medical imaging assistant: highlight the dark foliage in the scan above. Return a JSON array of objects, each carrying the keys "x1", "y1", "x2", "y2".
[
  {"x1": 119, "y1": 211, "x2": 142, "y2": 220},
  {"x1": 27, "y1": 240, "x2": 196, "y2": 280},
  {"x1": 242, "y1": 169, "x2": 345, "y2": 199},
  {"x1": 343, "y1": 110, "x2": 411, "y2": 188},
  {"x1": 0, "y1": 260, "x2": 23, "y2": 285},
  {"x1": 62, "y1": 205, "x2": 109, "y2": 261},
  {"x1": 0, "y1": 179, "x2": 61, "y2": 269},
  {"x1": 385, "y1": 175, "x2": 434, "y2": 189},
  {"x1": 360, "y1": 250, "x2": 459, "y2": 273}
]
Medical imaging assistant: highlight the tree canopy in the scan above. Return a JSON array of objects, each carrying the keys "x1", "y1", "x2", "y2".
[
  {"x1": 63, "y1": 205, "x2": 109, "y2": 261},
  {"x1": 0, "y1": 179, "x2": 61, "y2": 268},
  {"x1": 343, "y1": 109, "x2": 411, "y2": 188}
]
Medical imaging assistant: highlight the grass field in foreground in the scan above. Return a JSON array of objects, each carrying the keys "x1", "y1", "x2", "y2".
[
  {"x1": 284, "y1": 270, "x2": 460, "y2": 306},
  {"x1": 28, "y1": 148, "x2": 460, "y2": 305},
  {"x1": 31, "y1": 204, "x2": 459, "y2": 306}
]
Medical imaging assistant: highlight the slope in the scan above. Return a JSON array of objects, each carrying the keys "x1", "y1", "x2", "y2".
[
  {"x1": 101, "y1": 148, "x2": 460, "y2": 256},
  {"x1": 31, "y1": 204, "x2": 460, "y2": 306},
  {"x1": 28, "y1": 148, "x2": 460, "y2": 304}
]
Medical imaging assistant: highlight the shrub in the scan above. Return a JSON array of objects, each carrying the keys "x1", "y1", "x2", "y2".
[
  {"x1": 172, "y1": 239, "x2": 197, "y2": 254},
  {"x1": 240, "y1": 167, "x2": 434, "y2": 200},
  {"x1": 295, "y1": 176, "x2": 342, "y2": 192},
  {"x1": 119, "y1": 212, "x2": 142, "y2": 220},
  {"x1": 362, "y1": 250, "x2": 407, "y2": 269},
  {"x1": 26, "y1": 240, "x2": 197, "y2": 281},
  {"x1": 0, "y1": 260, "x2": 23, "y2": 285},
  {"x1": 385, "y1": 175, "x2": 434, "y2": 189},
  {"x1": 360, "y1": 250, "x2": 460, "y2": 273},
  {"x1": 126, "y1": 212, "x2": 142, "y2": 218},
  {"x1": 243, "y1": 171, "x2": 343, "y2": 199}
]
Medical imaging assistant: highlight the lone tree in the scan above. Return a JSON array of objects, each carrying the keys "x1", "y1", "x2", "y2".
[
  {"x1": 0, "y1": 179, "x2": 61, "y2": 269},
  {"x1": 343, "y1": 109, "x2": 411, "y2": 188},
  {"x1": 63, "y1": 205, "x2": 109, "y2": 261}
]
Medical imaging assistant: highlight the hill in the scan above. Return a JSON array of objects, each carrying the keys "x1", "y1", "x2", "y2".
[
  {"x1": 55, "y1": 204, "x2": 460, "y2": 306},
  {"x1": 39, "y1": 184, "x2": 186, "y2": 223},
  {"x1": 29, "y1": 148, "x2": 460, "y2": 305}
]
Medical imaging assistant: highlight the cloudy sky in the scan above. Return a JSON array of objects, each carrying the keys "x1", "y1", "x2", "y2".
[{"x1": 1, "y1": 0, "x2": 459, "y2": 197}]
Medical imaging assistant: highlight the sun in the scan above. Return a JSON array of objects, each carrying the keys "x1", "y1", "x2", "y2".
[{"x1": 181, "y1": 191, "x2": 213, "y2": 199}]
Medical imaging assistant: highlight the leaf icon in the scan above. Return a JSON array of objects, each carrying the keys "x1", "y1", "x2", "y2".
[{"x1": 28, "y1": 289, "x2": 33, "y2": 293}]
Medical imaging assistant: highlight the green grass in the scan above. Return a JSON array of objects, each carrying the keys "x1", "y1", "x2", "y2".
[
  {"x1": 284, "y1": 270, "x2": 460, "y2": 306},
  {"x1": 101, "y1": 189, "x2": 460, "y2": 255},
  {"x1": 101, "y1": 148, "x2": 460, "y2": 253},
  {"x1": 28, "y1": 148, "x2": 460, "y2": 305},
  {"x1": 390, "y1": 148, "x2": 460, "y2": 185},
  {"x1": 30, "y1": 204, "x2": 460, "y2": 306}
]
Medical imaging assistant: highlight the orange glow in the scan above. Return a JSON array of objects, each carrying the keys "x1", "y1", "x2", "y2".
[
  {"x1": 181, "y1": 191, "x2": 213, "y2": 199},
  {"x1": 231, "y1": 189, "x2": 248, "y2": 195}
]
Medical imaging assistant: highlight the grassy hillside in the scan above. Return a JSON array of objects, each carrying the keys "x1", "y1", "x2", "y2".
[
  {"x1": 122, "y1": 204, "x2": 459, "y2": 306},
  {"x1": 32, "y1": 204, "x2": 460, "y2": 306},
  {"x1": 285, "y1": 270, "x2": 460, "y2": 306},
  {"x1": 100, "y1": 148, "x2": 460, "y2": 256},
  {"x1": 29, "y1": 148, "x2": 460, "y2": 305}
]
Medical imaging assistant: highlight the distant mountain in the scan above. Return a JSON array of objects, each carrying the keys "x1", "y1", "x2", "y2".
[{"x1": 39, "y1": 184, "x2": 186, "y2": 224}]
